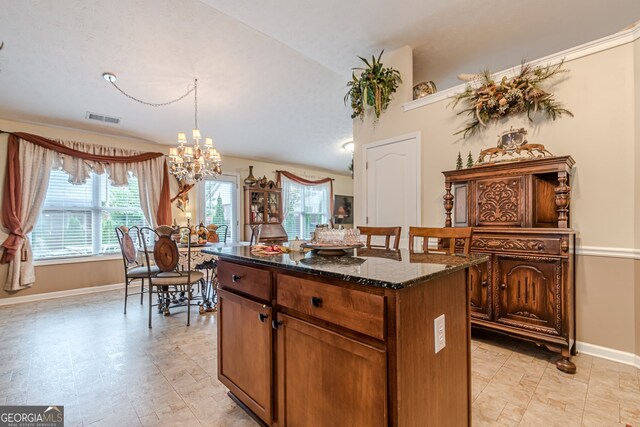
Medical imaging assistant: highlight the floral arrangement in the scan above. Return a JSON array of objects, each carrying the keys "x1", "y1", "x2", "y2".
[
  {"x1": 344, "y1": 50, "x2": 402, "y2": 121},
  {"x1": 451, "y1": 60, "x2": 573, "y2": 137}
]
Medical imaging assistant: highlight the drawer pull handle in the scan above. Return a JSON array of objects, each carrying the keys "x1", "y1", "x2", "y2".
[
  {"x1": 272, "y1": 319, "x2": 283, "y2": 330},
  {"x1": 231, "y1": 274, "x2": 241, "y2": 283},
  {"x1": 311, "y1": 296, "x2": 323, "y2": 307},
  {"x1": 500, "y1": 283, "x2": 507, "y2": 290},
  {"x1": 481, "y1": 281, "x2": 488, "y2": 287},
  {"x1": 258, "y1": 313, "x2": 269, "y2": 322}
]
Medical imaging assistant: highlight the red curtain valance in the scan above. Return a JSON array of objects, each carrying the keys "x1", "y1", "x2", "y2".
[
  {"x1": 0, "y1": 131, "x2": 172, "y2": 263},
  {"x1": 276, "y1": 170, "x2": 334, "y2": 185}
]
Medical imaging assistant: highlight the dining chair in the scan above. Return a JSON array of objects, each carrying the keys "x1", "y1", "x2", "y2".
[
  {"x1": 408, "y1": 226, "x2": 473, "y2": 254},
  {"x1": 115, "y1": 225, "x2": 158, "y2": 314},
  {"x1": 139, "y1": 226, "x2": 205, "y2": 328},
  {"x1": 357, "y1": 226, "x2": 402, "y2": 250},
  {"x1": 213, "y1": 224, "x2": 229, "y2": 243}
]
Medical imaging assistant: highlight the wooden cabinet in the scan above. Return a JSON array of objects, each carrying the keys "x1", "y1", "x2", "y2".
[
  {"x1": 217, "y1": 258, "x2": 473, "y2": 426},
  {"x1": 468, "y1": 261, "x2": 491, "y2": 320},
  {"x1": 217, "y1": 288, "x2": 273, "y2": 424},
  {"x1": 443, "y1": 156, "x2": 576, "y2": 373},
  {"x1": 244, "y1": 185, "x2": 288, "y2": 244},
  {"x1": 275, "y1": 313, "x2": 387, "y2": 427}
]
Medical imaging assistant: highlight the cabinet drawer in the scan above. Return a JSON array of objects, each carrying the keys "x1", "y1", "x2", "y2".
[
  {"x1": 277, "y1": 274, "x2": 385, "y2": 340},
  {"x1": 470, "y1": 235, "x2": 564, "y2": 255},
  {"x1": 218, "y1": 260, "x2": 272, "y2": 302}
]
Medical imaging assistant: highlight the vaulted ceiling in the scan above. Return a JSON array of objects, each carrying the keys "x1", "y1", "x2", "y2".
[{"x1": 0, "y1": 1, "x2": 638, "y2": 173}]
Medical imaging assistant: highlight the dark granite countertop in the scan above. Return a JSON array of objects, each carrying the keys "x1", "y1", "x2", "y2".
[{"x1": 202, "y1": 246, "x2": 488, "y2": 290}]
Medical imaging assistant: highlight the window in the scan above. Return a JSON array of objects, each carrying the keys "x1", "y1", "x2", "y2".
[
  {"x1": 200, "y1": 175, "x2": 238, "y2": 242},
  {"x1": 31, "y1": 170, "x2": 148, "y2": 260},
  {"x1": 281, "y1": 177, "x2": 331, "y2": 240}
]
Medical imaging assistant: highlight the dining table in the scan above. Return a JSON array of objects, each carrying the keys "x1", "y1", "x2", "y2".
[
  {"x1": 145, "y1": 241, "x2": 250, "y2": 315},
  {"x1": 183, "y1": 241, "x2": 250, "y2": 313}
]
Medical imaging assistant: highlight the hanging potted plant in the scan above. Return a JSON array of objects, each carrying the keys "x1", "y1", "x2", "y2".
[{"x1": 344, "y1": 50, "x2": 402, "y2": 121}]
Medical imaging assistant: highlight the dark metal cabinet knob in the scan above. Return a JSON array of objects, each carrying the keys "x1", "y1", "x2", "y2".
[
  {"x1": 481, "y1": 281, "x2": 488, "y2": 288},
  {"x1": 311, "y1": 296, "x2": 323, "y2": 307},
  {"x1": 272, "y1": 319, "x2": 283, "y2": 330},
  {"x1": 500, "y1": 283, "x2": 507, "y2": 290},
  {"x1": 258, "y1": 313, "x2": 269, "y2": 322},
  {"x1": 231, "y1": 274, "x2": 241, "y2": 283}
]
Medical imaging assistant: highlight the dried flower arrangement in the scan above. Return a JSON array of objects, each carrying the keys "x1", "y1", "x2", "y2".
[
  {"x1": 451, "y1": 60, "x2": 573, "y2": 138},
  {"x1": 344, "y1": 51, "x2": 402, "y2": 121}
]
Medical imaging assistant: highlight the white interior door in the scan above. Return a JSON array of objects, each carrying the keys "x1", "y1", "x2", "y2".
[{"x1": 365, "y1": 134, "x2": 420, "y2": 248}]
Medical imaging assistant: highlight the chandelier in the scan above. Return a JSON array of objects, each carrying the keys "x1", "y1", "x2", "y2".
[
  {"x1": 102, "y1": 73, "x2": 222, "y2": 183},
  {"x1": 168, "y1": 79, "x2": 222, "y2": 182}
]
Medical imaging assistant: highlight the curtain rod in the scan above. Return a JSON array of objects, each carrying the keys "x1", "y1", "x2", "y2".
[{"x1": 274, "y1": 169, "x2": 335, "y2": 181}]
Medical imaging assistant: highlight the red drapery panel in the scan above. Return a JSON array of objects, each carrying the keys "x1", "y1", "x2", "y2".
[{"x1": 0, "y1": 131, "x2": 172, "y2": 262}]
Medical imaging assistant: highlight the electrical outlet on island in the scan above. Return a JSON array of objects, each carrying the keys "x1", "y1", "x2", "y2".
[{"x1": 434, "y1": 314, "x2": 446, "y2": 354}]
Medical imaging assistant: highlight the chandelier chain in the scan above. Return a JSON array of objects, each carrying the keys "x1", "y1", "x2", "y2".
[
  {"x1": 108, "y1": 79, "x2": 196, "y2": 107},
  {"x1": 194, "y1": 79, "x2": 198, "y2": 130}
]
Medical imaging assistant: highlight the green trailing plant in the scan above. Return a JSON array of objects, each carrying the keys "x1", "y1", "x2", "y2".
[
  {"x1": 451, "y1": 60, "x2": 573, "y2": 138},
  {"x1": 344, "y1": 50, "x2": 402, "y2": 121}
]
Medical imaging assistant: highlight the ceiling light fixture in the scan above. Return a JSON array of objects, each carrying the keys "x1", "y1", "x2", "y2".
[
  {"x1": 102, "y1": 73, "x2": 222, "y2": 183},
  {"x1": 168, "y1": 79, "x2": 221, "y2": 183},
  {"x1": 342, "y1": 141, "x2": 354, "y2": 152}
]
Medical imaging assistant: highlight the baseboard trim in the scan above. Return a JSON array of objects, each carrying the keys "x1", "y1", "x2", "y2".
[
  {"x1": 0, "y1": 282, "x2": 125, "y2": 306},
  {"x1": 576, "y1": 341, "x2": 640, "y2": 369}
]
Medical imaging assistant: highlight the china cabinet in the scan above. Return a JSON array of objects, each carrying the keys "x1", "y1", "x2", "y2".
[
  {"x1": 243, "y1": 184, "x2": 287, "y2": 244},
  {"x1": 442, "y1": 155, "x2": 577, "y2": 373}
]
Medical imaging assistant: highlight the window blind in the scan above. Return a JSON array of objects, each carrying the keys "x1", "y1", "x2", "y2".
[{"x1": 31, "y1": 170, "x2": 148, "y2": 260}]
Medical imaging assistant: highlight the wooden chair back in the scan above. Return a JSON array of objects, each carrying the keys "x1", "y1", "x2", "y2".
[
  {"x1": 408, "y1": 226, "x2": 473, "y2": 254},
  {"x1": 357, "y1": 226, "x2": 402, "y2": 250}
]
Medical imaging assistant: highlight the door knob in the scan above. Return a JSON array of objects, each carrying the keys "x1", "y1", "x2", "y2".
[{"x1": 500, "y1": 283, "x2": 507, "y2": 290}]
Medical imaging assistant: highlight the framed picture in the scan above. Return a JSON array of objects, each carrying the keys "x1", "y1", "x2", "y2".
[{"x1": 333, "y1": 195, "x2": 353, "y2": 225}]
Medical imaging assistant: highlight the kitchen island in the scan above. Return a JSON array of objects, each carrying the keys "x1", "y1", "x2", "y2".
[{"x1": 203, "y1": 246, "x2": 487, "y2": 427}]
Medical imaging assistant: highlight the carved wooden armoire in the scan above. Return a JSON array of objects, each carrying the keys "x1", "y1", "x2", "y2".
[{"x1": 442, "y1": 155, "x2": 576, "y2": 373}]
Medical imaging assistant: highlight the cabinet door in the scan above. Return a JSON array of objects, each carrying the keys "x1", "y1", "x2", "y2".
[
  {"x1": 494, "y1": 255, "x2": 562, "y2": 336},
  {"x1": 469, "y1": 259, "x2": 491, "y2": 320},
  {"x1": 475, "y1": 177, "x2": 524, "y2": 227},
  {"x1": 250, "y1": 190, "x2": 265, "y2": 224},
  {"x1": 218, "y1": 289, "x2": 273, "y2": 424},
  {"x1": 267, "y1": 192, "x2": 280, "y2": 223},
  {"x1": 276, "y1": 314, "x2": 387, "y2": 427}
]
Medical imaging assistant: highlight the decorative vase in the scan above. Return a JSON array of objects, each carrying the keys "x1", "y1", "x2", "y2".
[
  {"x1": 412, "y1": 81, "x2": 437, "y2": 100},
  {"x1": 244, "y1": 165, "x2": 257, "y2": 186}
]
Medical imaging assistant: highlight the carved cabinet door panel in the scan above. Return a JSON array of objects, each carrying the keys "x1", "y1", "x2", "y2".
[
  {"x1": 494, "y1": 255, "x2": 562, "y2": 336},
  {"x1": 475, "y1": 177, "x2": 524, "y2": 227},
  {"x1": 469, "y1": 259, "x2": 491, "y2": 320}
]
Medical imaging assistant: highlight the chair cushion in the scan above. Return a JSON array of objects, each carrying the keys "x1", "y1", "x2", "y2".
[
  {"x1": 127, "y1": 265, "x2": 159, "y2": 278},
  {"x1": 150, "y1": 271, "x2": 204, "y2": 286}
]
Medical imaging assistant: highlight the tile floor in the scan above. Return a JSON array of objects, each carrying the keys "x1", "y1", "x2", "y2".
[{"x1": 0, "y1": 289, "x2": 638, "y2": 426}]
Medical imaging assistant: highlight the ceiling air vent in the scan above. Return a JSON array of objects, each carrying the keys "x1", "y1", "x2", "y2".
[{"x1": 86, "y1": 111, "x2": 120, "y2": 125}]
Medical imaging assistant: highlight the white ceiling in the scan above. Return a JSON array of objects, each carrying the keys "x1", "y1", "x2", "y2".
[{"x1": 0, "y1": 1, "x2": 638, "y2": 174}]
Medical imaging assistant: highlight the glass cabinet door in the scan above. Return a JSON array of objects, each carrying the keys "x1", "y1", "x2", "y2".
[
  {"x1": 267, "y1": 193, "x2": 280, "y2": 223},
  {"x1": 250, "y1": 191, "x2": 265, "y2": 223}
]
